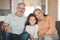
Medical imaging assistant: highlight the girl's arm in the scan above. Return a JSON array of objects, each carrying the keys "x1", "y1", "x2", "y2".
[{"x1": 25, "y1": 26, "x2": 34, "y2": 40}]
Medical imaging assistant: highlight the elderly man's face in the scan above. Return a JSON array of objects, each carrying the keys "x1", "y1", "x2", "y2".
[{"x1": 17, "y1": 4, "x2": 25, "y2": 16}]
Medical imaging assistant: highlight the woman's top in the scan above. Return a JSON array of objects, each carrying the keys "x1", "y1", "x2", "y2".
[{"x1": 38, "y1": 16, "x2": 58, "y2": 38}]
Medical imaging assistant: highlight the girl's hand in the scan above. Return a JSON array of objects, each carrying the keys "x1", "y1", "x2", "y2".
[{"x1": 30, "y1": 34, "x2": 34, "y2": 40}]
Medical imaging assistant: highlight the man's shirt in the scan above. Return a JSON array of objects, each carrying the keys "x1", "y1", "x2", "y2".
[{"x1": 5, "y1": 14, "x2": 26, "y2": 34}]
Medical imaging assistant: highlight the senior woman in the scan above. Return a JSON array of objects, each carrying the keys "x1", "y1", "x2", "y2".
[{"x1": 33, "y1": 9, "x2": 59, "y2": 40}]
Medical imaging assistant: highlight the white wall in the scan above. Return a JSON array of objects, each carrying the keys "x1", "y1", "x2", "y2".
[{"x1": 58, "y1": 0, "x2": 60, "y2": 21}]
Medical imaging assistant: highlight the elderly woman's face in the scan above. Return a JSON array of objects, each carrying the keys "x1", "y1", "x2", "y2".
[{"x1": 34, "y1": 10, "x2": 44, "y2": 20}]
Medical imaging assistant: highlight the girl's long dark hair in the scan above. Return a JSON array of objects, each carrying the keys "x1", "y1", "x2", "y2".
[{"x1": 25, "y1": 13, "x2": 38, "y2": 26}]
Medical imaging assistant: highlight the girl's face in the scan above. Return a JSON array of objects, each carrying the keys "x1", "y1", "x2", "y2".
[
  {"x1": 29, "y1": 16, "x2": 36, "y2": 26},
  {"x1": 34, "y1": 10, "x2": 44, "y2": 21}
]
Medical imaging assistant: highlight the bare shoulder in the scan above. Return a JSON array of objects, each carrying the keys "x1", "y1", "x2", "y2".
[
  {"x1": 46, "y1": 16, "x2": 52, "y2": 18},
  {"x1": 45, "y1": 15, "x2": 55, "y2": 22},
  {"x1": 46, "y1": 16, "x2": 54, "y2": 20}
]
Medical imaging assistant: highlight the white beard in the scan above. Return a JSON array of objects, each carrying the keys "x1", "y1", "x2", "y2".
[{"x1": 18, "y1": 12, "x2": 24, "y2": 16}]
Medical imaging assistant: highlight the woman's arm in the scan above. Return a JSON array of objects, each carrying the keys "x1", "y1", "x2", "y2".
[{"x1": 46, "y1": 16, "x2": 57, "y2": 34}]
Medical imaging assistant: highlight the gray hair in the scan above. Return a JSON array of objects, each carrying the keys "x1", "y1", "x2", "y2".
[{"x1": 17, "y1": 2, "x2": 25, "y2": 6}]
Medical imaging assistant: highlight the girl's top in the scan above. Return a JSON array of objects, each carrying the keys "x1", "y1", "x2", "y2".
[{"x1": 25, "y1": 24, "x2": 38, "y2": 38}]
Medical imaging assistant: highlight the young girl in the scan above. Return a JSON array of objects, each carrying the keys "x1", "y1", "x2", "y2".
[{"x1": 25, "y1": 14, "x2": 38, "y2": 40}]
